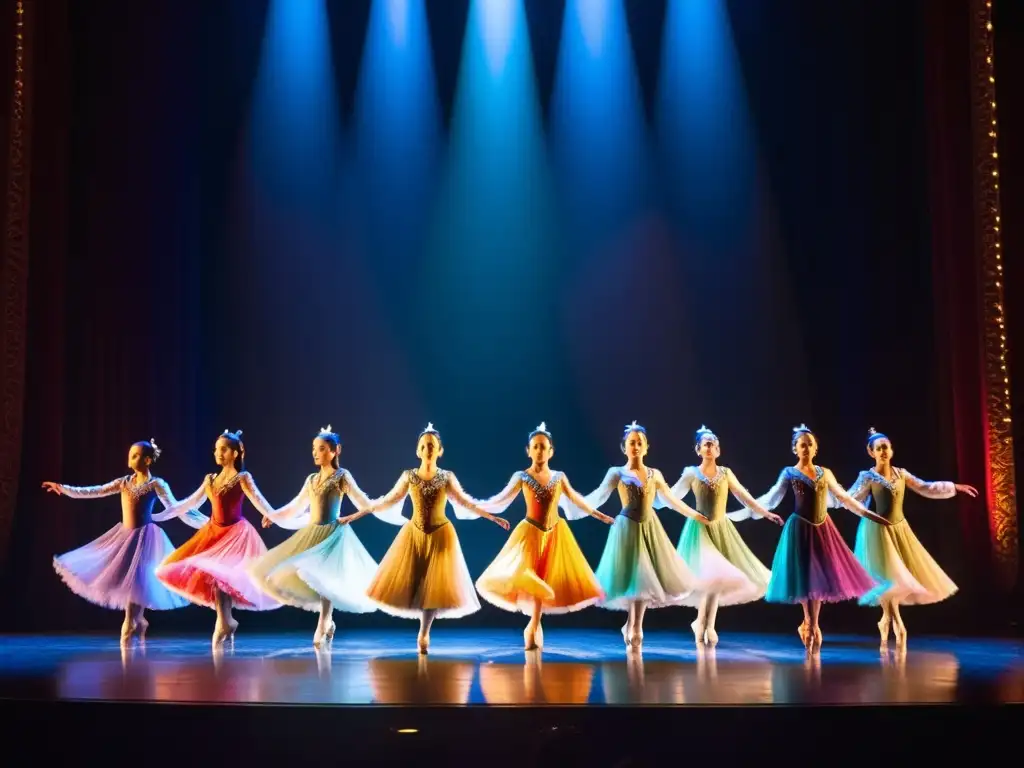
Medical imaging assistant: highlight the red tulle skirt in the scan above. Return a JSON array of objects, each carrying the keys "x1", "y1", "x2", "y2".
[{"x1": 155, "y1": 519, "x2": 280, "y2": 611}]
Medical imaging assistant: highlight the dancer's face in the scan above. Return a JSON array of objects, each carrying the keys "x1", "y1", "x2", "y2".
[
  {"x1": 127, "y1": 445, "x2": 150, "y2": 472},
  {"x1": 696, "y1": 437, "x2": 720, "y2": 460},
  {"x1": 527, "y1": 435, "x2": 553, "y2": 466},
  {"x1": 868, "y1": 439, "x2": 893, "y2": 463},
  {"x1": 623, "y1": 430, "x2": 648, "y2": 460},
  {"x1": 214, "y1": 437, "x2": 238, "y2": 468},
  {"x1": 417, "y1": 433, "x2": 442, "y2": 462},
  {"x1": 312, "y1": 438, "x2": 337, "y2": 467},
  {"x1": 793, "y1": 433, "x2": 817, "y2": 461}
]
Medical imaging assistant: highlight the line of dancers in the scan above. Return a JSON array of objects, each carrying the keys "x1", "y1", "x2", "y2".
[{"x1": 43, "y1": 421, "x2": 976, "y2": 655}]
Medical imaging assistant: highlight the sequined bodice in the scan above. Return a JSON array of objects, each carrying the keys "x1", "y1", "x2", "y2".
[
  {"x1": 408, "y1": 469, "x2": 449, "y2": 533},
  {"x1": 206, "y1": 474, "x2": 246, "y2": 526},
  {"x1": 787, "y1": 467, "x2": 828, "y2": 525},
  {"x1": 617, "y1": 469, "x2": 655, "y2": 523},
  {"x1": 522, "y1": 472, "x2": 562, "y2": 531},
  {"x1": 120, "y1": 480, "x2": 159, "y2": 528},
  {"x1": 308, "y1": 470, "x2": 347, "y2": 525},
  {"x1": 864, "y1": 470, "x2": 906, "y2": 524},
  {"x1": 690, "y1": 467, "x2": 730, "y2": 522}
]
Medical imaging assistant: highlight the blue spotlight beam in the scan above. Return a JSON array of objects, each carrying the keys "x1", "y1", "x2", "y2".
[
  {"x1": 244, "y1": 0, "x2": 341, "y2": 215},
  {"x1": 353, "y1": 0, "x2": 442, "y2": 268},
  {"x1": 656, "y1": 0, "x2": 757, "y2": 245},
  {"x1": 550, "y1": 0, "x2": 651, "y2": 252},
  {"x1": 423, "y1": 0, "x2": 557, "y2": 389}
]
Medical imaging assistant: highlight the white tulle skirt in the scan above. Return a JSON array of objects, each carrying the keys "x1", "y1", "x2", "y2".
[{"x1": 248, "y1": 521, "x2": 380, "y2": 613}]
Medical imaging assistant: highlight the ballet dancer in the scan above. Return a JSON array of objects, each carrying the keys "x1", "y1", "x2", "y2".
[{"x1": 847, "y1": 428, "x2": 976, "y2": 647}]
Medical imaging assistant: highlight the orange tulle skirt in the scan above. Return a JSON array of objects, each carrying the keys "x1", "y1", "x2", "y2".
[
  {"x1": 155, "y1": 519, "x2": 280, "y2": 611},
  {"x1": 476, "y1": 518, "x2": 604, "y2": 615}
]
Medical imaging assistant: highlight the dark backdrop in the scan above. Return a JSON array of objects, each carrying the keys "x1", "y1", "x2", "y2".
[{"x1": 3, "y1": 0, "x2": 1016, "y2": 635}]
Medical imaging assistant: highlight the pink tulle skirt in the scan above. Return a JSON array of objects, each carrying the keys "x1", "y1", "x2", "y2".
[
  {"x1": 155, "y1": 519, "x2": 280, "y2": 611},
  {"x1": 53, "y1": 522, "x2": 190, "y2": 611}
]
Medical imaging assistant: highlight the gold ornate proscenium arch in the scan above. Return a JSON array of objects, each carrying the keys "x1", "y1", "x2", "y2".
[
  {"x1": 0, "y1": 0, "x2": 31, "y2": 568},
  {"x1": 972, "y1": 0, "x2": 1017, "y2": 586}
]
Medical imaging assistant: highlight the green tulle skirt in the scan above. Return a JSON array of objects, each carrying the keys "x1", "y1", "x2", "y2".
[{"x1": 676, "y1": 517, "x2": 770, "y2": 605}]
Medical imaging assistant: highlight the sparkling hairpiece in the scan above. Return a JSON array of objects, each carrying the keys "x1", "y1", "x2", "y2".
[
  {"x1": 223, "y1": 428, "x2": 243, "y2": 437},
  {"x1": 792, "y1": 423, "x2": 811, "y2": 434},
  {"x1": 318, "y1": 424, "x2": 334, "y2": 436}
]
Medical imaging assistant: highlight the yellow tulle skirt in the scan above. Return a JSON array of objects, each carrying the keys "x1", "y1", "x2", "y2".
[
  {"x1": 366, "y1": 521, "x2": 481, "y2": 620},
  {"x1": 476, "y1": 518, "x2": 604, "y2": 615}
]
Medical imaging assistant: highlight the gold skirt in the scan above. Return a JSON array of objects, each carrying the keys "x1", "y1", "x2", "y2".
[{"x1": 366, "y1": 521, "x2": 481, "y2": 620}]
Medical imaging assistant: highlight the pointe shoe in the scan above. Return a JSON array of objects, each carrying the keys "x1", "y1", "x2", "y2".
[
  {"x1": 809, "y1": 625, "x2": 823, "y2": 652},
  {"x1": 893, "y1": 621, "x2": 907, "y2": 647},
  {"x1": 878, "y1": 617, "x2": 891, "y2": 647},
  {"x1": 313, "y1": 620, "x2": 336, "y2": 649},
  {"x1": 690, "y1": 619, "x2": 706, "y2": 645},
  {"x1": 798, "y1": 622, "x2": 810, "y2": 648},
  {"x1": 417, "y1": 631, "x2": 430, "y2": 655},
  {"x1": 524, "y1": 625, "x2": 538, "y2": 651},
  {"x1": 212, "y1": 618, "x2": 238, "y2": 647},
  {"x1": 120, "y1": 621, "x2": 133, "y2": 646},
  {"x1": 621, "y1": 623, "x2": 632, "y2": 648},
  {"x1": 704, "y1": 626, "x2": 719, "y2": 647}
]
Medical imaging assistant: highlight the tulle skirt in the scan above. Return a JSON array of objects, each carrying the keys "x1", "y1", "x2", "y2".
[
  {"x1": 476, "y1": 518, "x2": 604, "y2": 615},
  {"x1": 155, "y1": 519, "x2": 280, "y2": 611},
  {"x1": 366, "y1": 521, "x2": 480, "y2": 620},
  {"x1": 53, "y1": 522, "x2": 189, "y2": 611},
  {"x1": 765, "y1": 514, "x2": 877, "y2": 603},
  {"x1": 677, "y1": 517, "x2": 771, "y2": 606},
  {"x1": 247, "y1": 521, "x2": 379, "y2": 613},
  {"x1": 594, "y1": 512, "x2": 742, "y2": 610},
  {"x1": 854, "y1": 518, "x2": 957, "y2": 606}
]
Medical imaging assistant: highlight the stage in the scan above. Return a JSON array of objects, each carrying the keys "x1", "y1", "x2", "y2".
[{"x1": 2, "y1": 629, "x2": 1020, "y2": 763}]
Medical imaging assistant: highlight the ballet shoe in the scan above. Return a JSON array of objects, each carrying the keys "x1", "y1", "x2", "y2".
[
  {"x1": 878, "y1": 616, "x2": 891, "y2": 647},
  {"x1": 120, "y1": 620, "x2": 133, "y2": 646},
  {"x1": 704, "y1": 626, "x2": 719, "y2": 647},
  {"x1": 417, "y1": 630, "x2": 430, "y2": 655},
  {"x1": 893, "y1": 621, "x2": 907, "y2": 647},
  {"x1": 690, "y1": 619, "x2": 706, "y2": 645},
  {"x1": 523, "y1": 623, "x2": 544, "y2": 650},
  {"x1": 809, "y1": 625, "x2": 823, "y2": 652},
  {"x1": 797, "y1": 622, "x2": 810, "y2": 648},
  {"x1": 621, "y1": 623, "x2": 642, "y2": 649},
  {"x1": 313, "y1": 620, "x2": 336, "y2": 649},
  {"x1": 212, "y1": 618, "x2": 238, "y2": 647}
]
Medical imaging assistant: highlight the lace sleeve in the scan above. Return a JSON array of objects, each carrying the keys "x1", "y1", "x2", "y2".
[
  {"x1": 825, "y1": 469, "x2": 871, "y2": 515},
  {"x1": 57, "y1": 477, "x2": 124, "y2": 499},
  {"x1": 263, "y1": 475, "x2": 313, "y2": 531},
  {"x1": 238, "y1": 472, "x2": 277, "y2": 518},
  {"x1": 845, "y1": 471, "x2": 873, "y2": 506},
  {"x1": 653, "y1": 467, "x2": 696, "y2": 509},
  {"x1": 725, "y1": 468, "x2": 771, "y2": 521},
  {"x1": 365, "y1": 472, "x2": 411, "y2": 525},
  {"x1": 754, "y1": 469, "x2": 789, "y2": 511},
  {"x1": 345, "y1": 470, "x2": 408, "y2": 526},
  {"x1": 151, "y1": 478, "x2": 209, "y2": 529},
  {"x1": 472, "y1": 473, "x2": 523, "y2": 516},
  {"x1": 446, "y1": 472, "x2": 492, "y2": 520},
  {"x1": 582, "y1": 467, "x2": 620, "y2": 510},
  {"x1": 152, "y1": 479, "x2": 209, "y2": 524},
  {"x1": 902, "y1": 469, "x2": 956, "y2": 500},
  {"x1": 558, "y1": 472, "x2": 602, "y2": 521},
  {"x1": 653, "y1": 470, "x2": 701, "y2": 518}
]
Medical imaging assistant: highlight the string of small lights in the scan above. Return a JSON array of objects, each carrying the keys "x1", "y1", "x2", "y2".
[{"x1": 975, "y1": 0, "x2": 1017, "y2": 582}]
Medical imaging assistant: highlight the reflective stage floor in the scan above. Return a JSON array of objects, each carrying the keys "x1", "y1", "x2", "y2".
[{"x1": 2, "y1": 629, "x2": 1021, "y2": 764}]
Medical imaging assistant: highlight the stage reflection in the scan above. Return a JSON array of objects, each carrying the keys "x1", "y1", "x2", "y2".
[{"x1": 41, "y1": 638, "x2": 991, "y2": 708}]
